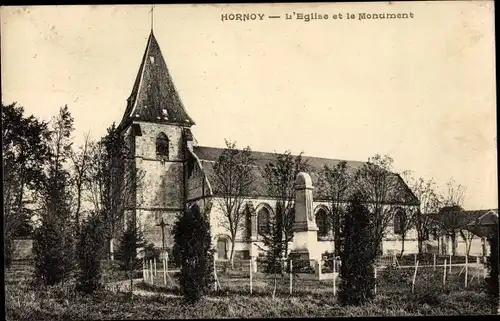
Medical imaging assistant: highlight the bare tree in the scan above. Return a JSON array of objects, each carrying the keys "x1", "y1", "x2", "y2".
[
  {"x1": 84, "y1": 140, "x2": 106, "y2": 213},
  {"x1": 393, "y1": 206, "x2": 417, "y2": 257},
  {"x1": 460, "y1": 210, "x2": 486, "y2": 256},
  {"x1": 211, "y1": 140, "x2": 255, "y2": 268},
  {"x1": 70, "y1": 132, "x2": 92, "y2": 233},
  {"x1": 83, "y1": 124, "x2": 145, "y2": 260},
  {"x1": 439, "y1": 178, "x2": 466, "y2": 256},
  {"x1": 259, "y1": 151, "x2": 310, "y2": 273},
  {"x1": 355, "y1": 154, "x2": 405, "y2": 257},
  {"x1": 317, "y1": 161, "x2": 352, "y2": 255},
  {"x1": 403, "y1": 174, "x2": 442, "y2": 254}
]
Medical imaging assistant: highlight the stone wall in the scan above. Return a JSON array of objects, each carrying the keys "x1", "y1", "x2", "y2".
[{"x1": 207, "y1": 196, "x2": 422, "y2": 259}]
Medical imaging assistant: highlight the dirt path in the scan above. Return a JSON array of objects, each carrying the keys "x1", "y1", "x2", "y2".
[{"x1": 105, "y1": 279, "x2": 223, "y2": 301}]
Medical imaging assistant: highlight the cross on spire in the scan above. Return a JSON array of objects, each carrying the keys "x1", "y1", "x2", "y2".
[{"x1": 149, "y1": 5, "x2": 155, "y2": 32}]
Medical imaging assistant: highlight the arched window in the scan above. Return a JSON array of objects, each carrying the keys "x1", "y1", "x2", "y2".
[
  {"x1": 217, "y1": 237, "x2": 228, "y2": 260},
  {"x1": 257, "y1": 206, "x2": 270, "y2": 236},
  {"x1": 316, "y1": 208, "x2": 329, "y2": 237},
  {"x1": 156, "y1": 132, "x2": 169, "y2": 157},
  {"x1": 393, "y1": 209, "x2": 406, "y2": 235}
]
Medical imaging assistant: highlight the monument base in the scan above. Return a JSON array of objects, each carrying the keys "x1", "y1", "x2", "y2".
[{"x1": 289, "y1": 249, "x2": 315, "y2": 273}]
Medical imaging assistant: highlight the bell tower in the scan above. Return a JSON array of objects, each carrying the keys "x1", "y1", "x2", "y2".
[{"x1": 118, "y1": 30, "x2": 195, "y2": 251}]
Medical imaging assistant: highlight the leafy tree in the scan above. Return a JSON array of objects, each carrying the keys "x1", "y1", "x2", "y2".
[
  {"x1": 317, "y1": 161, "x2": 352, "y2": 255},
  {"x1": 116, "y1": 217, "x2": 146, "y2": 292},
  {"x1": 259, "y1": 151, "x2": 309, "y2": 273},
  {"x1": 2, "y1": 102, "x2": 49, "y2": 268},
  {"x1": 76, "y1": 213, "x2": 105, "y2": 294},
  {"x1": 33, "y1": 105, "x2": 76, "y2": 284},
  {"x1": 173, "y1": 204, "x2": 214, "y2": 303},
  {"x1": 338, "y1": 192, "x2": 376, "y2": 306},
  {"x1": 211, "y1": 140, "x2": 255, "y2": 268}
]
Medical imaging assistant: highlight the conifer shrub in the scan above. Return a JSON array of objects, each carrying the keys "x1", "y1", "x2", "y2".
[
  {"x1": 116, "y1": 218, "x2": 146, "y2": 292},
  {"x1": 76, "y1": 214, "x2": 105, "y2": 294},
  {"x1": 338, "y1": 192, "x2": 376, "y2": 306},
  {"x1": 173, "y1": 204, "x2": 214, "y2": 303},
  {"x1": 33, "y1": 219, "x2": 75, "y2": 286}
]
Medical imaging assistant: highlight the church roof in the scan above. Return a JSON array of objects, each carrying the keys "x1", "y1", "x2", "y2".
[
  {"x1": 192, "y1": 146, "x2": 419, "y2": 205},
  {"x1": 120, "y1": 31, "x2": 194, "y2": 128}
]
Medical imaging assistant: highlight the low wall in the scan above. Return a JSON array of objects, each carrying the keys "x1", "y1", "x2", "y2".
[{"x1": 12, "y1": 238, "x2": 34, "y2": 261}]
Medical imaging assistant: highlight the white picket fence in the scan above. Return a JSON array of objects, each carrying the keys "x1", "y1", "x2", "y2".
[{"x1": 141, "y1": 253, "x2": 487, "y2": 296}]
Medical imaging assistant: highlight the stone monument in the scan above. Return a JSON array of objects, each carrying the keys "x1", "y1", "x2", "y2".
[{"x1": 289, "y1": 172, "x2": 320, "y2": 267}]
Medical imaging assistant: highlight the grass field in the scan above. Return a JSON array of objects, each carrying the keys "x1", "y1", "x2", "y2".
[{"x1": 5, "y1": 261, "x2": 496, "y2": 320}]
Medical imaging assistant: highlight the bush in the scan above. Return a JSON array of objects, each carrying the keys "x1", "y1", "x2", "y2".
[
  {"x1": 380, "y1": 265, "x2": 412, "y2": 287},
  {"x1": 4, "y1": 233, "x2": 13, "y2": 269},
  {"x1": 144, "y1": 243, "x2": 161, "y2": 262},
  {"x1": 115, "y1": 219, "x2": 146, "y2": 273},
  {"x1": 33, "y1": 219, "x2": 75, "y2": 286},
  {"x1": 338, "y1": 193, "x2": 376, "y2": 306},
  {"x1": 173, "y1": 204, "x2": 214, "y2": 303},
  {"x1": 76, "y1": 215, "x2": 105, "y2": 294},
  {"x1": 485, "y1": 225, "x2": 498, "y2": 307}
]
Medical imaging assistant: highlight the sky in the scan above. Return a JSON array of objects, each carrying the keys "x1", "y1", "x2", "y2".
[{"x1": 1, "y1": 2, "x2": 497, "y2": 210}]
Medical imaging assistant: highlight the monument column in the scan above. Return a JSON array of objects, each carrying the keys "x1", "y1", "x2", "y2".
[{"x1": 289, "y1": 172, "x2": 320, "y2": 265}]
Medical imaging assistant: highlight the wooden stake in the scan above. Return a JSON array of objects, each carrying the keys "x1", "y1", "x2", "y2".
[
  {"x1": 476, "y1": 257, "x2": 480, "y2": 283},
  {"x1": 272, "y1": 276, "x2": 277, "y2": 300},
  {"x1": 150, "y1": 260, "x2": 154, "y2": 285},
  {"x1": 213, "y1": 256, "x2": 218, "y2": 291},
  {"x1": 333, "y1": 258, "x2": 337, "y2": 297},
  {"x1": 250, "y1": 259, "x2": 253, "y2": 295},
  {"x1": 374, "y1": 265, "x2": 377, "y2": 296},
  {"x1": 465, "y1": 255, "x2": 468, "y2": 288},
  {"x1": 449, "y1": 254, "x2": 452, "y2": 275},
  {"x1": 165, "y1": 253, "x2": 171, "y2": 280},
  {"x1": 443, "y1": 259, "x2": 447, "y2": 287},
  {"x1": 289, "y1": 259, "x2": 293, "y2": 295},
  {"x1": 433, "y1": 253, "x2": 436, "y2": 271},
  {"x1": 154, "y1": 257, "x2": 157, "y2": 276},
  {"x1": 412, "y1": 261, "x2": 419, "y2": 293},
  {"x1": 414, "y1": 253, "x2": 417, "y2": 266},
  {"x1": 142, "y1": 260, "x2": 146, "y2": 282},
  {"x1": 163, "y1": 257, "x2": 167, "y2": 286}
]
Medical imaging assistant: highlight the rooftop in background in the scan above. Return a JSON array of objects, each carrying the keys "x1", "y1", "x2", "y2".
[{"x1": 424, "y1": 209, "x2": 498, "y2": 237}]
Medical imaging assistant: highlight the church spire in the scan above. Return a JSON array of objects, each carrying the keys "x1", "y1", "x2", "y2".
[
  {"x1": 120, "y1": 30, "x2": 195, "y2": 129},
  {"x1": 149, "y1": 5, "x2": 155, "y2": 33}
]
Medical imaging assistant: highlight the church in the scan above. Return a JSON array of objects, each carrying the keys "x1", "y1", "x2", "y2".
[{"x1": 116, "y1": 30, "x2": 420, "y2": 263}]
